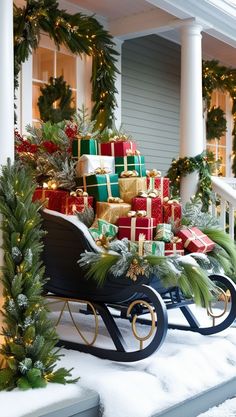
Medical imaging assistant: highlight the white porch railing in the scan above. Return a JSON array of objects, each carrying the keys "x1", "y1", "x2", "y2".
[{"x1": 211, "y1": 176, "x2": 236, "y2": 240}]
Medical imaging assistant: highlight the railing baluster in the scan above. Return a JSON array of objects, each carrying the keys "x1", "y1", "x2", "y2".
[
  {"x1": 228, "y1": 203, "x2": 235, "y2": 241},
  {"x1": 220, "y1": 199, "x2": 226, "y2": 231}
]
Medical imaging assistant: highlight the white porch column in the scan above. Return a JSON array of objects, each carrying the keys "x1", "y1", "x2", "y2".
[
  {"x1": 113, "y1": 38, "x2": 123, "y2": 129},
  {"x1": 180, "y1": 22, "x2": 204, "y2": 204},
  {"x1": 0, "y1": 0, "x2": 14, "y2": 348}
]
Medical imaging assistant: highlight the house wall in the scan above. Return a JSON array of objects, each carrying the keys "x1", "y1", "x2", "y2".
[{"x1": 121, "y1": 35, "x2": 181, "y2": 174}]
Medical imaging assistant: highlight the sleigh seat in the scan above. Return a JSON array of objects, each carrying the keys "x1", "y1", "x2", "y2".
[{"x1": 41, "y1": 209, "x2": 236, "y2": 362}]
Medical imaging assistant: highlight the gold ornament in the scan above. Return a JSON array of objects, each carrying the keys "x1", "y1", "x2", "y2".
[
  {"x1": 95, "y1": 234, "x2": 112, "y2": 249},
  {"x1": 126, "y1": 258, "x2": 146, "y2": 281}
]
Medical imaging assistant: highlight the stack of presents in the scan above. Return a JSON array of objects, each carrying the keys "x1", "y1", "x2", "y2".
[{"x1": 33, "y1": 134, "x2": 215, "y2": 257}]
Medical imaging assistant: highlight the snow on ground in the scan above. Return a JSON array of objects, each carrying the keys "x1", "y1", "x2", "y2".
[
  {"x1": 198, "y1": 397, "x2": 236, "y2": 416},
  {"x1": 2, "y1": 304, "x2": 236, "y2": 417}
]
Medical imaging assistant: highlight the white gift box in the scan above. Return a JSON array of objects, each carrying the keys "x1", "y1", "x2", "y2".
[{"x1": 76, "y1": 154, "x2": 115, "y2": 177}]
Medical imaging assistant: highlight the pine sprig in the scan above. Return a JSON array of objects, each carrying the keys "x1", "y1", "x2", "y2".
[{"x1": 0, "y1": 160, "x2": 76, "y2": 390}]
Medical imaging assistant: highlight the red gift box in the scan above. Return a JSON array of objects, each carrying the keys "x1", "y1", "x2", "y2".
[
  {"x1": 146, "y1": 177, "x2": 169, "y2": 200},
  {"x1": 32, "y1": 189, "x2": 67, "y2": 212},
  {"x1": 118, "y1": 217, "x2": 157, "y2": 241},
  {"x1": 60, "y1": 195, "x2": 94, "y2": 215},
  {"x1": 165, "y1": 241, "x2": 184, "y2": 256},
  {"x1": 163, "y1": 200, "x2": 182, "y2": 228},
  {"x1": 131, "y1": 197, "x2": 163, "y2": 223},
  {"x1": 99, "y1": 141, "x2": 136, "y2": 157},
  {"x1": 177, "y1": 227, "x2": 215, "y2": 253}
]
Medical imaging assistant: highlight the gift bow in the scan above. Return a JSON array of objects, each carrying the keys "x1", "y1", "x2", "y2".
[
  {"x1": 120, "y1": 170, "x2": 139, "y2": 178},
  {"x1": 70, "y1": 188, "x2": 88, "y2": 197},
  {"x1": 171, "y1": 236, "x2": 182, "y2": 244},
  {"x1": 95, "y1": 234, "x2": 112, "y2": 250},
  {"x1": 93, "y1": 167, "x2": 111, "y2": 175},
  {"x1": 163, "y1": 197, "x2": 180, "y2": 204},
  {"x1": 146, "y1": 169, "x2": 161, "y2": 178},
  {"x1": 128, "y1": 210, "x2": 147, "y2": 218},
  {"x1": 107, "y1": 197, "x2": 124, "y2": 203},
  {"x1": 43, "y1": 180, "x2": 58, "y2": 190},
  {"x1": 109, "y1": 135, "x2": 130, "y2": 142},
  {"x1": 126, "y1": 149, "x2": 141, "y2": 156},
  {"x1": 138, "y1": 189, "x2": 160, "y2": 198}
]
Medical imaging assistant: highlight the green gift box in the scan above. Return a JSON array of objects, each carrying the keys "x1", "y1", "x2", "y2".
[
  {"x1": 97, "y1": 219, "x2": 118, "y2": 238},
  {"x1": 72, "y1": 138, "x2": 98, "y2": 158},
  {"x1": 155, "y1": 223, "x2": 172, "y2": 243},
  {"x1": 143, "y1": 241, "x2": 165, "y2": 256},
  {"x1": 77, "y1": 174, "x2": 119, "y2": 202},
  {"x1": 89, "y1": 228, "x2": 100, "y2": 240},
  {"x1": 115, "y1": 155, "x2": 146, "y2": 177}
]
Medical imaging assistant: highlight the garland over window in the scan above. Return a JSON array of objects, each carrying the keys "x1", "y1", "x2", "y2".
[{"x1": 14, "y1": 0, "x2": 119, "y2": 130}]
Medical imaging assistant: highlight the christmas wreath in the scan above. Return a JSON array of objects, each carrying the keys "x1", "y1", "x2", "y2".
[
  {"x1": 38, "y1": 76, "x2": 75, "y2": 123},
  {"x1": 166, "y1": 152, "x2": 217, "y2": 211},
  {"x1": 206, "y1": 106, "x2": 227, "y2": 141},
  {"x1": 14, "y1": 0, "x2": 118, "y2": 130}
]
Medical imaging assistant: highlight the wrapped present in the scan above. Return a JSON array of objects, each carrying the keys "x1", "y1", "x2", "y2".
[
  {"x1": 97, "y1": 219, "x2": 118, "y2": 238},
  {"x1": 143, "y1": 241, "x2": 165, "y2": 256},
  {"x1": 94, "y1": 201, "x2": 131, "y2": 225},
  {"x1": 155, "y1": 223, "x2": 172, "y2": 242},
  {"x1": 165, "y1": 240, "x2": 184, "y2": 256},
  {"x1": 99, "y1": 140, "x2": 136, "y2": 157},
  {"x1": 76, "y1": 155, "x2": 115, "y2": 177},
  {"x1": 60, "y1": 194, "x2": 93, "y2": 215},
  {"x1": 32, "y1": 188, "x2": 67, "y2": 212},
  {"x1": 77, "y1": 174, "x2": 119, "y2": 202},
  {"x1": 118, "y1": 177, "x2": 147, "y2": 204},
  {"x1": 72, "y1": 138, "x2": 98, "y2": 158},
  {"x1": 147, "y1": 177, "x2": 169, "y2": 200},
  {"x1": 118, "y1": 217, "x2": 157, "y2": 241},
  {"x1": 177, "y1": 227, "x2": 215, "y2": 253},
  {"x1": 163, "y1": 199, "x2": 182, "y2": 228},
  {"x1": 89, "y1": 228, "x2": 100, "y2": 240},
  {"x1": 132, "y1": 196, "x2": 163, "y2": 223},
  {"x1": 115, "y1": 156, "x2": 146, "y2": 177}
]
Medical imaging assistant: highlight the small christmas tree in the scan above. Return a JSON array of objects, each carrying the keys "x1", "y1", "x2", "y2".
[{"x1": 0, "y1": 160, "x2": 75, "y2": 390}]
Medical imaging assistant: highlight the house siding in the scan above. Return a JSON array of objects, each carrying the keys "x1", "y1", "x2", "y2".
[{"x1": 121, "y1": 35, "x2": 181, "y2": 174}]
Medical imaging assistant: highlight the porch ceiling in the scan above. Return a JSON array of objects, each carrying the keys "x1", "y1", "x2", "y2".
[{"x1": 65, "y1": 0, "x2": 236, "y2": 68}]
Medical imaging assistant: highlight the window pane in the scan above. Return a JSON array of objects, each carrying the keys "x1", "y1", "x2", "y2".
[
  {"x1": 32, "y1": 82, "x2": 41, "y2": 120},
  {"x1": 33, "y1": 47, "x2": 54, "y2": 82},
  {"x1": 57, "y1": 52, "x2": 76, "y2": 89}
]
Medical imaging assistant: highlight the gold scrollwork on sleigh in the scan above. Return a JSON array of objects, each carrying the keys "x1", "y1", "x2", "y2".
[{"x1": 127, "y1": 300, "x2": 156, "y2": 350}]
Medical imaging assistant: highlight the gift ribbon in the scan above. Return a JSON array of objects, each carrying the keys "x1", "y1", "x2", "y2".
[
  {"x1": 116, "y1": 155, "x2": 144, "y2": 177},
  {"x1": 65, "y1": 195, "x2": 89, "y2": 215},
  {"x1": 184, "y1": 228, "x2": 208, "y2": 250},
  {"x1": 138, "y1": 234, "x2": 145, "y2": 257},
  {"x1": 127, "y1": 218, "x2": 154, "y2": 241},
  {"x1": 146, "y1": 197, "x2": 152, "y2": 217},
  {"x1": 77, "y1": 138, "x2": 98, "y2": 157},
  {"x1": 148, "y1": 177, "x2": 164, "y2": 201}
]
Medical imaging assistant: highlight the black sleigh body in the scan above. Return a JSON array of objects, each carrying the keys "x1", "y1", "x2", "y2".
[{"x1": 41, "y1": 209, "x2": 236, "y2": 362}]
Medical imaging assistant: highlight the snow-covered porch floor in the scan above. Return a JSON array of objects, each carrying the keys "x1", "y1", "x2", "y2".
[{"x1": 2, "y1": 306, "x2": 236, "y2": 417}]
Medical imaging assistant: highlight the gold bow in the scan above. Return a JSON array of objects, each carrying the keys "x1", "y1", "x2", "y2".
[
  {"x1": 171, "y1": 236, "x2": 182, "y2": 244},
  {"x1": 127, "y1": 210, "x2": 147, "y2": 218},
  {"x1": 94, "y1": 167, "x2": 111, "y2": 175},
  {"x1": 146, "y1": 169, "x2": 161, "y2": 178},
  {"x1": 43, "y1": 180, "x2": 58, "y2": 190},
  {"x1": 120, "y1": 170, "x2": 139, "y2": 178},
  {"x1": 126, "y1": 149, "x2": 141, "y2": 156},
  {"x1": 107, "y1": 197, "x2": 124, "y2": 203},
  {"x1": 95, "y1": 234, "x2": 112, "y2": 249},
  {"x1": 70, "y1": 188, "x2": 88, "y2": 197},
  {"x1": 163, "y1": 197, "x2": 179, "y2": 204},
  {"x1": 109, "y1": 135, "x2": 130, "y2": 142},
  {"x1": 138, "y1": 189, "x2": 160, "y2": 198}
]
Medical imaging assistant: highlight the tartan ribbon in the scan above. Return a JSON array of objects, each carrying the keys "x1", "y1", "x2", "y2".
[{"x1": 184, "y1": 228, "x2": 208, "y2": 250}]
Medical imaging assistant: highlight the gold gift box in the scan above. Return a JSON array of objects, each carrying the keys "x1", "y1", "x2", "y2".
[
  {"x1": 93, "y1": 201, "x2": 131, "y2": 226},
  {"x1": 118, "y1": 177, "x2": 147, "y2": 204}
]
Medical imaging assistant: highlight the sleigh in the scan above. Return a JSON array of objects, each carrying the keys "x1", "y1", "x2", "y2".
[{"x1": 41, "y1": 209, "x2": 236, "y2": 362}]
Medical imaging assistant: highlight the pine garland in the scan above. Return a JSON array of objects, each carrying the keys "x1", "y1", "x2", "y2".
[
  {"x1": 38, "y1": 76, "x2": 75, "y2": 123},
  {"x1": 14, "y1": 0, "x2": 118, "y2": 130},
  {"x1": 0, "y1": 160, "x2": 75, "y2": 390}
]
